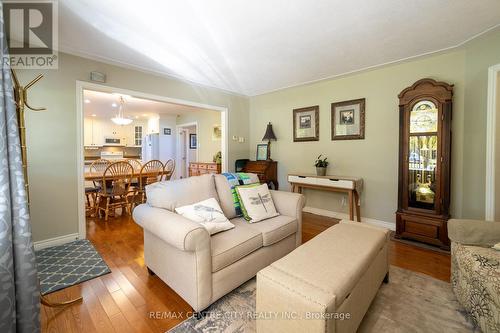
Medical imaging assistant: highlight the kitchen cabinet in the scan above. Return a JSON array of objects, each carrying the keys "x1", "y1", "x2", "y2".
[
  {"x1": 85, "y1": 118, "x2": 146, "y2": 147},
  {"x1": 84, "y1": 117, "x2": 103, "y2": 147}
]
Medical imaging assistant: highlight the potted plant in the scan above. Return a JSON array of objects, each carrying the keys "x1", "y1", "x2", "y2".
[
  {"x1": 213, "y1": 151, "x2": 222, "y2": 164},
  {"x1": 314, "y1": 155, "x2": 329, "y2": 176}
]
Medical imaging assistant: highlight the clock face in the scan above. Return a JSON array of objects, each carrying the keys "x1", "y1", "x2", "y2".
[{"x1": 410, "y1": 101, "x2": 438, "y2": 133}]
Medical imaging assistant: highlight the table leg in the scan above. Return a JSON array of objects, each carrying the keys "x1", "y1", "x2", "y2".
[
  {"x1": 354, "y1": 190, "x2": 361, "y2": 222},
  {"x1": 348, "y1": 190, "x2": 354, "y2": 221}
]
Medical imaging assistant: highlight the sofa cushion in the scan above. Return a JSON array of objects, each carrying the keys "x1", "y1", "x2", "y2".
[
  {"x1": 211, "y1": 222, "x2": 263, "y2": 272},
  {"x1": 233, "y1": 216, "x2": 297, "y2": 246},
  {"x1": 214, "y1": 173, "x2": 260, "y2": 219},
  {"x1": 146, "y1": 174, "x2": 219, "y2": 211}
]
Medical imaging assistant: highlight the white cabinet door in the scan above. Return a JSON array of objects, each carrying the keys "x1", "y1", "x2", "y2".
[
  {"x1": 93, "y1": 119, "x2": 103, "y2": 146},
  {"x1": 100, "y1": 121, "x2": 111, "y2": 140},
  {"x1": 84, "y1": 118, "x2": 93, "y2": 146},
  {"x1": 121, "y1": 124, "x2": 132, "y2": 147},
  {"x1": 133, "y1": 123, "x2": 144, "y2": 146}
]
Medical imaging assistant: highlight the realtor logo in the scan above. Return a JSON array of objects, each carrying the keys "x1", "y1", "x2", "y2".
[{"x1": 2, "y1": 0, "x2": 58, "y2": 69}]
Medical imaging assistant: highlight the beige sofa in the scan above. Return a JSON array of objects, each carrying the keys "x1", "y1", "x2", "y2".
[
  {"x1": 132, "y1": 173, "x2": 305, "y2": 312},
  {"x1": 448, "y1": 219, "x2": 500, "y2": 333}
]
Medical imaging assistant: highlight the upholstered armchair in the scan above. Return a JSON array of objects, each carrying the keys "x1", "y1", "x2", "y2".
[{"x1": 448, "y1": 219, "x2": 500, "y2": 332}]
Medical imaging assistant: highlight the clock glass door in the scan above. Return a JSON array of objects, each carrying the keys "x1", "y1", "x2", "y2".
[{"x1": 408, "y1": 100, "x2": 439, "y2": 211}]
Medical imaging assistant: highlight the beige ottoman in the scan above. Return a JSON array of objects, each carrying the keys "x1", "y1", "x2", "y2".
[{"x1": 256, "y1": 220, "x2": 390, "y2": 333}]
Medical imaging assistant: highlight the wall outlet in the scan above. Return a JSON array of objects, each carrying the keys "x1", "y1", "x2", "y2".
[
  {"x1": 232, "y1": 135, "x2": 238, "y2": 141},
  {"x1": 238, "y1": 137, "x2": 245, "y2": 143},
  {"x1": 341, "y1": 196, "x2": 347, "y2": 207}
]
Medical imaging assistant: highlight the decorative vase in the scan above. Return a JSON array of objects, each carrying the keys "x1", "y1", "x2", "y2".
[{"x1": 316, "y1": 167, "x2": 327, "y2": 176}]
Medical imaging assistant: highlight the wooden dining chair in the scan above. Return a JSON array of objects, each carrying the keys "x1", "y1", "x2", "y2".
[
  {"x1": 164, "y1": 159, "x2": 175, "y2": 181},
  {"x1": 96, "y1": 161, "x2": 134, "y2": 221},
  {"x1": 127, "y1": 159, "x2": 142, "y2": 171},
  {"x1": 127, "y1": 159, "x2": 142, "y2": 188},
  {"x1": 132, "y1": 159, "x2": 164, "y2": 207},
  {"x1": 86, "y1": 159, "x2": 110, "y2": 216}
]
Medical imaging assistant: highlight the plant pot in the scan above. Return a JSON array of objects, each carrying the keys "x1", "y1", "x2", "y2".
[{"x1": 316, "y1": 167, "x2": 327, "y2": 176}]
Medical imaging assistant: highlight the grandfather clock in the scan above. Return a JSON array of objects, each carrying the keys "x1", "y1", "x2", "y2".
[{"x1": 395, "y1": 78, "x2": 453, "y2": 250}]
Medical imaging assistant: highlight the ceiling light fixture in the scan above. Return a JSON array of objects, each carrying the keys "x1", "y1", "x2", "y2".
[
  {"x1": 111, "y1": 96, "x2": 133, "y2": 125},
  {"x1": 84, "y1": 99, "x2": 91, "y2": 104},
  {"x1": 111, "y1": 102, "x2": 118, "y2": 107}
]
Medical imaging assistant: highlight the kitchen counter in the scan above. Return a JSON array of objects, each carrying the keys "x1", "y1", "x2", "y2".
[{"x1": 84, "y1": 156, "x2": 142, "y2": 165}]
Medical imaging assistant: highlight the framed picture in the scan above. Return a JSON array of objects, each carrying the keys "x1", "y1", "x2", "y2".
[
  {"x1": 293, "y1": 105, "x2": 319, "y2": 142},
  {"x1": 256, "y1": 144, "x2": 268, "y2": 161},
  {"x1": 189, "y1": 134, "x2": 197, "y2": 149},
  {"x1": 163, "y1": 128, "x2": 171, "y2": 135},
  {"x1": 212, "y1": 124, "x2": 222, "y2": 140},
  {"x1": 331, "y1": 98, "x2": 365, "y2": 140}
]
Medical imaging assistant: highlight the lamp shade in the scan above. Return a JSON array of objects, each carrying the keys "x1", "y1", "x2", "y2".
[{"x1": 262, "y1": 122, "x2": 277, "y2": 141}]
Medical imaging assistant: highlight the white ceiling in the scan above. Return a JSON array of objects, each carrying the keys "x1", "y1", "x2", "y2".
[
  {"x1": 83, "y1": 89, "x2": 211, "y2": 119},
  {"x1": 61, "y1": 0, "x2": 500, "y2": 96}
]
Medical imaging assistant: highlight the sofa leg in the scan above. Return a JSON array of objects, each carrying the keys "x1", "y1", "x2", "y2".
[
  {"x1": 147, "y1": 267, "x2": 155, "y2": 276},
  {"x1": 383, "y1": 272, "x2": 389, "y2": 284}
]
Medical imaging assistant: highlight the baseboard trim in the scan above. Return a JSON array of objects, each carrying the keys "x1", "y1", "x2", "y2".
[
  {"x1": 34, "y1": 233, "x2": 80, "y2": 251},
  {"x1": 303, "y1": 206, "x2": 396, "y2": 231}
]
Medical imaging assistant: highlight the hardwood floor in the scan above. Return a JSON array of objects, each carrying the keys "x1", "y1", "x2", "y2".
[{"x1": 41, "y1": 212, "x2": 450, "y2": 333}]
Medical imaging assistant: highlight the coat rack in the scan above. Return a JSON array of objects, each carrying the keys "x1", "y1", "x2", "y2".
[{"x1": 11, "y1": 69, "x2": 82, "y2": 308}]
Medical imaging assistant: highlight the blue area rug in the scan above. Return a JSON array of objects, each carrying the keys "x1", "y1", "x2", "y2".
[{"x1": 36, "y1": 239, "x2": 111, "y2": 295}]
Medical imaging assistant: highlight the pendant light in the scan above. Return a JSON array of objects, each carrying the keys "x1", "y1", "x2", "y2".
[{"x1": 111, "y1": 96, "x2": 133, "y2": 125}]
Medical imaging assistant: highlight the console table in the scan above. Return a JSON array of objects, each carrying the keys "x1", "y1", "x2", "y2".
[{"x1": 288, "y1": 173, "x2": 363, "y2": 222}]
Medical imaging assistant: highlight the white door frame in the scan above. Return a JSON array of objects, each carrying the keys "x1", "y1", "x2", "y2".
[
  {"x1": 485, "y1": 64, "x2": 500, "y2": 220},
  {"x1": 176, "y1": 122, "x2": 199, "y2": 179},
  {"x1": 76, "y1": 81, "x2": 229, "y2": 240}
]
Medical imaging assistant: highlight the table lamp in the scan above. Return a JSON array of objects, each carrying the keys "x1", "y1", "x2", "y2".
[{"x1": 262, "y1": 122, "x2": 277, "y2": 161}]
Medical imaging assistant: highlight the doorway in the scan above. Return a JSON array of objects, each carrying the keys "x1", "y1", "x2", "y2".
[
  {"x1": 76, "y1": 81, "x2": 229, "y2": 240},
  {"x1": 176, "y1": 123, "x2": 198, "y2": 179},
  {"x1": 486, "y1": 64, "x2": 500, "y2": 220}
]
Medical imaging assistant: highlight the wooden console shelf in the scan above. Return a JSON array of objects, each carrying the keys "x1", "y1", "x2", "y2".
[{"x1": 288, "y1": 173, "x2": 363, "y2": 222}]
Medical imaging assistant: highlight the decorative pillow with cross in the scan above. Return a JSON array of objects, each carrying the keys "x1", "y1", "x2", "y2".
[{"x1": 235, "y1": 183, "x2": 279, "y2": 223}]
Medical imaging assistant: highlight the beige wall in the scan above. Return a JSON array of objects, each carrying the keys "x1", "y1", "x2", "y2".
[
  {"x1": 249, "y1": 28, "x2": 500, "y2": 224},
  {"x1": 21, "y1": 29, "x2": 500, "y2": 241},
  {"x1": 249, "y1": 51, "x2": 466, "y2": 223},
  {"x1": 496, "y1": 72, "x2": 500, "y2": 221},
  {"x1": 462, "y1": 30, "x2": 500, "y2": 219},
  {"x1": 177, "y1": 109, "x2": 223, "y2": 162},
  {"x1": 18, "y1": 52, "x2": 249, "y2": 242}
]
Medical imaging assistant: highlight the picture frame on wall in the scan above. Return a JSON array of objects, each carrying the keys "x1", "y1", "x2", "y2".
[
  {"x1": 163, "y1": 128, "x2": 171, "y2": 135},
  {"x1": 212, "y1": 124, "x2": 222, "y2": 140},
  {"x1": 331, "y1": 98, "x2": 365, "y2": 140},
  {"x1": 293, "y1": 105, "x2": 319, "y2": 142},
  {"x1": 256, "y1": 144, "x2": 268, "y2": 161},
  {"x1": 189, "y1": 134, "x2": 197, "y2": 149}
]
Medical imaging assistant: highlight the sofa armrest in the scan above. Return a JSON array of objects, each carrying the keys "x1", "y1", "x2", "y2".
[
  {"x1": 132, "y1": 204, "x2": 210, "y2": 252},
  {"x1": 448, "y1": 219, "x2": 500, "y2": 247},
  {"x1": 270, "y1": 190, "x2": 305, "y2": 219}
]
